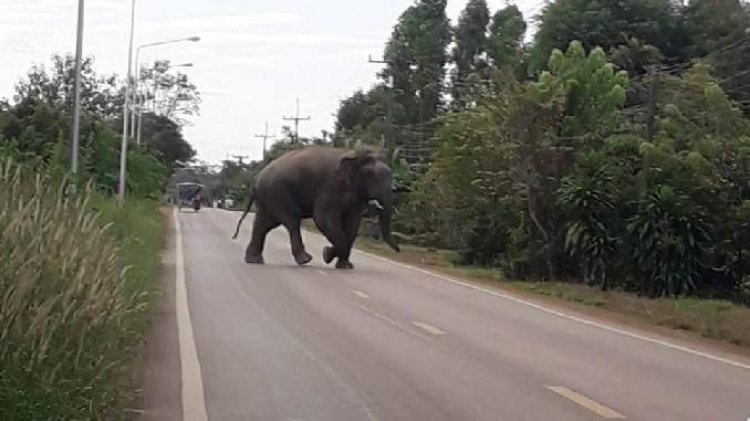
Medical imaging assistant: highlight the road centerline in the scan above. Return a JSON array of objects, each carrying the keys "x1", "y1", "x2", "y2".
[
  {"x1": 411, "y1": 321, "x2": 446, "y2": 336},
  {"x1": 355, "y1": 303, "x2": 434, "y2": 343},
  {"x1": 546, "y1": 386, "x2": 625, "y2": 419},
  {"x1": 174, "y1": 209, "x2": 209, "y2": 421}
]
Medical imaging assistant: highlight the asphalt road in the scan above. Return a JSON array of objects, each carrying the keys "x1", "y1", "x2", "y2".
[{"x1": 139, "y1": 208, "x2": 750, "y2": 421}]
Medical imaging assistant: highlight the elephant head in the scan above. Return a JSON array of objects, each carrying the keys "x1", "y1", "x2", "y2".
[{"x1": 338, "y1": 149, "x2": 401, "y2": 253}]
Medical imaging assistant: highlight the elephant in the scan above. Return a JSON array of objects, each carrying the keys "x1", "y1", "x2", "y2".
[{"x1": 231, "y1": 146, "x2": 400, "y2": 269}]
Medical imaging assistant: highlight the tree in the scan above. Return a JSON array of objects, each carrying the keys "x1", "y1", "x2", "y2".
[
  {"x1": 487, "y1": 5, "x2": 527, "y2": 69},
  {"x1": 335, "y1": 90, "x2": 370, "y2": 133},
  {"x1": 138, "y1": 112, "x2": 196, "y2": 169},
  {"x1": 2, "y1": 55, "x2": 178, "y2": 199},
  {"x1": 450, "y1": 0, "x2": 491, "y2": 108},
  {"x1": 424, "y1": 42, "x2": 629, "y2": 276},
  {"x1": 528, "y1": 0, "x2": 685, "y2": 73},
  {"x1": 684, "y1": 0, "x2": 750, "y2": 111},
  {"x1": 381, "y1": 0, "x2": 451, "y2": 161},
  {"x1": 333, "y1": 84, "x2": 399, "y2": 149},
  {"x1": 137, "y1": 60, "x2": 201, "y2": 125},
  {"x1": 14, "y1": 54, "x2": 123, "y2": 120},
  {"x1": 609, "y1": 36, "x2": 665, "y2": 76}
]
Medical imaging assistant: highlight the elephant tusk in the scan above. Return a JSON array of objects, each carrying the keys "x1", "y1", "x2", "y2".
[{"x1": 368, "y1": 199, "x2": 385, "y2": 211}]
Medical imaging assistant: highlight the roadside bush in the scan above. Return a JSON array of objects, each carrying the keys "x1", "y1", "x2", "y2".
[{"x1": 0, "y1": 161, "x2": 152, "y2": 419}]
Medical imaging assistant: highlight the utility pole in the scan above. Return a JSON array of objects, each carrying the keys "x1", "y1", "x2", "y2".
[
  {"x1": 367, "y1": 55, "x2": 388, "y2": 64},
  {"x1": 283, "y1": 98, "x2": 310, "y2": 143},
  {"x1": 118, "y1": 0, "x2": 136, "y2": 204},
  {"x1": 70, "y1": 0, "x2": 84, "y2": 175},
  {"x1": 254, "y1": 121, "x2": 276, "y2": 161},
  {"x1": 639, "y1": 65, "x2": 661, "y2": 199},
  {"x1": 368, "y1": 55, "x2": 395, "y2": 152},
  {"x1": 232, "y1": 154, "x2": 249, "y2": 165}
]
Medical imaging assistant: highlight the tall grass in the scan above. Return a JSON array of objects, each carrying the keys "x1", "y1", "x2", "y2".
[{"x1": 0, "y1": 161, "x2": 162, "y2": 419}]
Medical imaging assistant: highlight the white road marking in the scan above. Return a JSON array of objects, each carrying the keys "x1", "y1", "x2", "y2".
[
  {"x1": 354, "y1": 249, "x2": 750, "y2": 371},
  {"x1": 356, "y1": 304, "x2": 434, "y2": 343},
  {"x1": 353, "y1": 290, "x2": 370, "y2": 298},
  {"x1": 318, "y1": 270, "x2": 328, "y2": 276},
  {"x1": 412, "y1": 321, "x2": 445, "y2": 336},
  {"x1": 174, "y1": 209, "x2": 209, "y2": 421},
  {"x1": 547, "y1": 386, "x2": 625, "y2": 419}
]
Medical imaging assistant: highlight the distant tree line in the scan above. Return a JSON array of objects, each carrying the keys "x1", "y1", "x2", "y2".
[{"x1": 0, "y1": 54, "x2": 200, "y2": 198}]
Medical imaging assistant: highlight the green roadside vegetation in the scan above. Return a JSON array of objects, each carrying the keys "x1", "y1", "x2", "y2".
[
  {"x1": 0, "y1": 54, "x2": 198, "y2": 418},
  {"x1": 0, "y1": 166, "x2": 166, "y2": 419}
]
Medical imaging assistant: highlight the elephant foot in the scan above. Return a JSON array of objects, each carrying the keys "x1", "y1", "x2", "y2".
[
  {"x1": 335, "y1": 260, "x2": 354, "y2": 270},
  {"x1": 245, "y1": 253, "x2": 264, "y2": 265},
  {"x1": 294, "y1": 251, "x2": 313, "y2": 266},
  {"x1": 323, "y1": 246, "x2": 336, "y2": 264}
]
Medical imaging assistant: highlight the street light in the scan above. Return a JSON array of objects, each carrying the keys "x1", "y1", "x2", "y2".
[
  {"x1": 130, "y1": 36, "x2": 200, "y2": 137},
  {"x1": 135, "y1": 62, "x2": 194, "y2": 146}
]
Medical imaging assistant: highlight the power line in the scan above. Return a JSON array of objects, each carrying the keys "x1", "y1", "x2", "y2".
[{"x1": 282, "y1": 98, "x2": 311, "y2": 143}]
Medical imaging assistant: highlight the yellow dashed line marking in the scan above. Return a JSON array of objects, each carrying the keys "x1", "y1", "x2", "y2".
[{"x1": 546, "y1": 386, "x2": 625, "y2": 419}]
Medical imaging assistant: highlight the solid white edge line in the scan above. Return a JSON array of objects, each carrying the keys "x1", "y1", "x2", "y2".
[
  {"x1": 174, "y1": 208, "x2": 209, "y2": 421},
  {"x1": 353, "y1": 248, "x2": 750, "y2": 371}
]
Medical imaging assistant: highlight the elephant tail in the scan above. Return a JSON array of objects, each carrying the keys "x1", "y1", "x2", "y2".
[{"x1": 231, "y1": 189, "x2": 255, "y2": 240}]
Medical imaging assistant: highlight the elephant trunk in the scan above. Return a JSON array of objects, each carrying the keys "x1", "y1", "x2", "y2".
[
  {"x1": 378, "y1": 208, "x2": 400, "y2": 253},
  {"x1": 371, "y1": 192, "x2": 399, "y2": 253}
]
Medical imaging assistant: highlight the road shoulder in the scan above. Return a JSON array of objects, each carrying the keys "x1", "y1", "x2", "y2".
[{"x1": 135, "y1": 208, "x2": 182, "y2": 421}]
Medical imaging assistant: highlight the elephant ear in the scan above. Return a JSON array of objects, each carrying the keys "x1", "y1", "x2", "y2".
[{"x1": 338, "y1": 148, "x2": 376, "y2": 179}]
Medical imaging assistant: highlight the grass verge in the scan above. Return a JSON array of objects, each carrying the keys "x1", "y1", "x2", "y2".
[
  {"x1": 350, "y1": 236, "x2": 750, "y2": 350},
  {"x1": 0, "y1": 163, "x2": 164, "y2": 420}
]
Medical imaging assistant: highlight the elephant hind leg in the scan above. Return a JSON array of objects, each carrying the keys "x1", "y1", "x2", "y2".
[
  {"x1": 245, "y1": 213, "x2": 279, "y2": 264},
  {"x1": 283, "y1": 220, "x2": 312, "y2": 265}
]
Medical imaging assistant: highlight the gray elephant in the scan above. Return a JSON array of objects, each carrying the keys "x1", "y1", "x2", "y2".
[{"x1": 231, "y1": 146, "x2": 400, "y2": 269}]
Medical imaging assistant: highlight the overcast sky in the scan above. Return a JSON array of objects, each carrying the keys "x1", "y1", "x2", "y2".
[{"x1": 0, "y1": 0, "x2": 543, "y2": 164}]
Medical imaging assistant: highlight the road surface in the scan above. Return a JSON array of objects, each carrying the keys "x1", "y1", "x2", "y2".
[{"x1": 138, "y1": 208, "x2": 750, "y2": 421}]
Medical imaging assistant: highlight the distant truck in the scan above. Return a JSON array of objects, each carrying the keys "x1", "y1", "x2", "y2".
[{"x1": 176, "y1": 182, "x2": 204, "y2": 212}]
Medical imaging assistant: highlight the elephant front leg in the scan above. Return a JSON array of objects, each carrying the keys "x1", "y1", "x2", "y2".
[
  {"x1": 333, "y1": 211, "x2": 361, "y2": 269},
  {"x1": 314, "y1": 211, "x2": 349, "y2": 266},
  {"x1": 283, "y1": 220, "x2": 312, "y2": 265}
]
